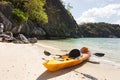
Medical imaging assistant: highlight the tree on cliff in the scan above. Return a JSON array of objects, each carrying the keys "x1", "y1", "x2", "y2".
[
  {"x1": 8, "y1": 0, "x2": 48, "y2": 23},
  {"x1": 24, "y1": 0, "x2": 48, "y2": 23}
]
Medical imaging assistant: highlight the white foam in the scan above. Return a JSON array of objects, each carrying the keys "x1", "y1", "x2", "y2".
[{"x1": 91, "y1": 57, "x2": 120, "y2": 67}]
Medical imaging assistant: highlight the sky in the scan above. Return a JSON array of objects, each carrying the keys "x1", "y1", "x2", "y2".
[{"x1": 62, "y1": 0, "x2": 120, "y2": 25}]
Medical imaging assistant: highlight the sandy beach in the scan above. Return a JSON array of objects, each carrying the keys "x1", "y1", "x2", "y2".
[{"x1": 0, "y1": 42, "x2": 120, "y2": 80}]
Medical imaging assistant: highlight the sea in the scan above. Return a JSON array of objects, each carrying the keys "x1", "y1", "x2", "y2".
[{"x1": 38, "y1": 38, "x2": 120, "y2": 66}]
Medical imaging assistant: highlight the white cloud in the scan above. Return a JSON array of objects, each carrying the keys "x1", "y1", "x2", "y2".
[
  {"x1": 117, "y1": 10, "x2": 120, "y2": 16},
  {"x1": 86, "y1": 0, "x2": 100, "y2": 1},
  {"x1": 114, "y1": 20, "x2": 120, "y2": 25},
  {"x1": 76, "y1": 4, "x2": 120, "y2": 24},
  {"x1": 76, "y1": 17, "x2": 95, "y2": 23},
  {"x1": 86, "y1": 0, "x2": 114, "y2": 3}
]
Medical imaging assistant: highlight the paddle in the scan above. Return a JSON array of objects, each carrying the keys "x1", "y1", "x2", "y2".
[
  {"x1": 93, "y1": 53, "x2": 105, "y2": 57},
  {"x1": 44, "y1": 50, "x2": 105, "y2": 57},
  {"x1": 44, "y1": 50, "x2": 62, "y2": 57}
]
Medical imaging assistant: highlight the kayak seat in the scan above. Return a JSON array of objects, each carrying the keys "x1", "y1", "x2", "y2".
[{"x1": 68, "y1": 49, "x2": 81, "y2": 58}]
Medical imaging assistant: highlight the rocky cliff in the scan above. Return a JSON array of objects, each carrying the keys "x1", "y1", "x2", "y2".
[{"x1": 0, "y1": 0, "x2": 79, "y2": 39}]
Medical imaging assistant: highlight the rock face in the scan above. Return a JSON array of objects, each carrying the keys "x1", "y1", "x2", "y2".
[
  {"x1": 0, "y1": 0, "x2": 79, "y2": 39},
  {"x1": 44, "y1": 0, "x2": 78, "y2": 39}
]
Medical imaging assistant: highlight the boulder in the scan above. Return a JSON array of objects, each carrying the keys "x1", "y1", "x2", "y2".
[
  {"x1": 28, "y1": 37, "x2": 37, "y2": 43},
  {"x1": 17, "y1": 34, "x2": 29, "y2": 44}
]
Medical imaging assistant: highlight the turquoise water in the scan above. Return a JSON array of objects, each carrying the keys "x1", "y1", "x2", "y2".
[{"x1": 38, "y1": 38, "x2": 120, "y2": 65}]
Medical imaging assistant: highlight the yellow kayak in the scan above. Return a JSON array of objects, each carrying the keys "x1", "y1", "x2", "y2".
[{"x1": 43, "y1": 52, "x2": 91, "y2": 71}]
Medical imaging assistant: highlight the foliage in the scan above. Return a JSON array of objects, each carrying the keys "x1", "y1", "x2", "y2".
[
  {"x1": 6, "y1": 0, "x2": 48, "y2": 24},
  {"x1": 78, "y1": 22, "x2": 120, "y2": 37},
  {"x1": 67, "y1": 10, "x2": 73, "y2": 19},
  {"x1": 12, "y1": 8, "x2": 28, "y2": 23},
  {"x1": 24, "y1": 0, "x2": 48, "y2": 23}
]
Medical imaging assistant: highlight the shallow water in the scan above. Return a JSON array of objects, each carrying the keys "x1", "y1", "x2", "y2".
[{"x1": 38, "y1": 38, "x2": 120, "y2": 66}]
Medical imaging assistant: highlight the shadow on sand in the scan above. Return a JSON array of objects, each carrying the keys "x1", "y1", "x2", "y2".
[{"x1": 36, "y1": 61, "x2": 87, "y2": 80}]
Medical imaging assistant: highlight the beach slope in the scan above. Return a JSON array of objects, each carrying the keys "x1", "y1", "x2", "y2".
[{"x1": 0, "y1": 42, "x2": 120, "y2": 80}]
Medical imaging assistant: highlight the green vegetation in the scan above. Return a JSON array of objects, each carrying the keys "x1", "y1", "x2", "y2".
[
  {"x1": 12, "y1": 8, "x2": 28, "y2": 23},
  {"x1": 25, "y1": 0, "x2": 48, "y2": 23},
  {"x1": 6, "y1": 0, "x2": 48, "y2": 24},
  {"x1": 78, "y1": 22, "x2": 120, "y2": 37}
]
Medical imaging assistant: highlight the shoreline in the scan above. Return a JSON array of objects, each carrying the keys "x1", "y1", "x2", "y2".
[
  {"x1": 0, "y1": 42, "x2": 120, "y2": 80},
  {"x1": 36, "y1": 42, "x2": 120, "y2": 67}
]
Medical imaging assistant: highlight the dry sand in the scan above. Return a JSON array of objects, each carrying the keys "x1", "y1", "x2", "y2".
[{"x1": 0, "y1": 42, "x2": 120, "y2": 80}]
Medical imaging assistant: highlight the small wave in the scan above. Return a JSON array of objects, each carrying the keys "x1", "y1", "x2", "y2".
[
  {"x1": 91, "y1": 57, "x2": 120, "y2": 67},
  {"x1": 101, "y1": 59, "x2": 120, "y2": 67}
]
